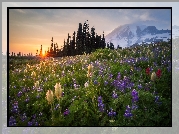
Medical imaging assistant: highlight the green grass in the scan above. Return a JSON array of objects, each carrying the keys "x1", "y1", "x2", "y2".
[{"x1": 8, "y1": 42, "x2": 171, "y2": 126}]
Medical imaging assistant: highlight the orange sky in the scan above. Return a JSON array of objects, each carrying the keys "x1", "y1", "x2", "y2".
[
  {"x1": 9, "y1": 9, "x2": 115, "y2": 56},
  {"x1": 9, "y1": 8, "x2": 171, "y2": 56}
]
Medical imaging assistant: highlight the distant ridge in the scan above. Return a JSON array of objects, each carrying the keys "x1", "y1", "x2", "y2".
[{"x1": 105, "y1": 22, "x2": 171, "y2": 48}]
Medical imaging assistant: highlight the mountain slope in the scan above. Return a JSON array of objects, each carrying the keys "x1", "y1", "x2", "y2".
[{"x1": 105, "y1": 23, "x2": 171, "y2": 48}]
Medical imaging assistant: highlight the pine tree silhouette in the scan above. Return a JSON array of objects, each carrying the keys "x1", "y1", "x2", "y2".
[{"x1": 42, "y1": 20, "x2": 107, "y2": 57}]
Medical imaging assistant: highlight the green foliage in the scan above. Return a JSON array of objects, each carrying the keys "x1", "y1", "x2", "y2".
[{"x1": 9, "y1": 42, "x2": 171, "y2": 126}]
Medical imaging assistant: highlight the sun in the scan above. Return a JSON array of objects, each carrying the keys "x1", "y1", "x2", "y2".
[
  {"x1": 41, "y1": 51, "x2": 46, "y2": 57},
  {"x1": 42, "y1": 52, "x2": 45, "y2": 56}
]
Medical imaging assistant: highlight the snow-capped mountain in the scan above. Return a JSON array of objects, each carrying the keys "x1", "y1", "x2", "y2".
[{"x1": 105, "y1": 23, "x2": 171, "y2": 48}]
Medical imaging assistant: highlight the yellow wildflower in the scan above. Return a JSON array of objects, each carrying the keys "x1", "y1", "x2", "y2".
[
  {"x1": 31, "y1": 71, "x2": 36, "y2": 77},
  {"x1": 34, "y1": 81, "x2": 39, "y2": 88},
  {"x1": 46, "y1": 90, "x2": 54, "y2": 104},
  {"x1": 88, "y1": 64, "x2": 93, "y2": 73},
  {"x1": 54, "y1": 83, "x2": 63, "y2": 100},
  {"x1": 151, "y1": 72, "x2": 157, "y2": 81}
]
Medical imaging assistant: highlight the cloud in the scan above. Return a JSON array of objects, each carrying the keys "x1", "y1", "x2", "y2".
[
  {"x1": 140, "y1": 12, "x2": 155, "y2": 21},
  {"x1": 2, "y1": 2, "x2": 177, "y2": 55},
  {"x1": 15, "y1": 9, "x2": 26, "y2": 14},
  {"x1": 8, "y1": 8, "x2": 172, "y2": 55}
]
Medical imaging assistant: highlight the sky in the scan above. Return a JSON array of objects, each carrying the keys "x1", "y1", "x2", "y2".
[{"x1": 2, "y1": 2, "x2": 178, "y2": 56}]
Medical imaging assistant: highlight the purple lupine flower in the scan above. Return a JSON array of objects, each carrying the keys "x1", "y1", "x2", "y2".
[
  {"x1": 138, "y1": 84, "x2": 142, "y2": 89},
  {"x1": 74, "y1": 83, "x2": 80, "y2": 89},
  {"x1": 107, "y1": 108, "x2": 116, "y2": 117},
  {"x1": 127, "y1": 82, "x2": 134, "y2": 89},
  {"x1": 32, "y1": 114, "x2": 36, "y2": 119},
  {"x1": 9, "y1": 116, "x2": 16, "y2": 126},
  {"x1": 64, "y1": 109, "x2": 70, "y2": 116},
  {"x1": 97, "y1": 96, "x2": 105, "y2": 112},
  {"x1": 112, "y1": 91, "x2": 118, "y2": 99},
  {"x1": 21, "y1": 113, "x2": 27, "y2": 122},
  {"x1": 113, "y1": 76, "x2": 131, "y2": 93},
  {"x1": 99, "y1": 68, "x2": 103, "y2": 76},
  {"x1": 131, "y1": 103, "x2": 138, "y2": 110},
  {"x1": 25, "y1": 96, "x2": 30, "y2": 103},
  {"x1": 112, "y1": 80, "x2": 117, "y2": 87},
  {"x1": 98, "y1": 103, "x2": 105, "y2": 112},
  {"x1": 155, "y1": 96, "x2": 159, "y2": 103},
  {"x1": 11, "y1": 101, "x2": 19, "y2": 113},
  {"x1": 17, "y1": 91, "x2": 23, "y2": 97},
  {"x1": 98, "y1": 96, "x2": 102, "y2": 103},
  {"x1": 131, "y1": 89, "x2": 139, "y2": 103},
  {"x1": 117, "y1": 80, "x2": 125, "y2": 93},
  {"x1": 120, "y1": 81, "x2": 125, "y2": 88},
  {"x1": 94, "y1": 80, "x2": 98, "y2": 85},
  {"x1": 123, "y1": 76, "x2": 130, "y2": 85},
  {"x1": 28, "y1": 121, "x2": 33, "y2": 126},
  {"x1": 116, "y1": 72, "x2": 121, "y2": 80},
  {"x1": 37, "y1": 87, "x2": 43, "y2": 92},
  {"x1": 124, "y1": 105, "x2": 133, "y2": 118}
]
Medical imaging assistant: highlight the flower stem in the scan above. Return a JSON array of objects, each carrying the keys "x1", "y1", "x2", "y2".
[
  {"x1": 51, "y1": 102, "x2": 54, "y2": 122},
  {"x1": 154, "y1": 81, "x2": 156, "y2": 92},
  {"x1": 59, "y1": 99, "x2": 61, "y2": 116}
]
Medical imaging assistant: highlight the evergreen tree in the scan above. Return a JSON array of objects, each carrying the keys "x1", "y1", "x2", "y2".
[
  {"x1": 43, "y1": 20, "x2": 107, "y2": 57},
  {"x1": 102, "y1": 31, "x2": 106, "y2": 49},
  {"x1": 107, "y1": 43, "x2": 110, "y2": 49},
  {"x1": 77, "y1": 23, "x2": 83, "y2": 55},
  {"x1": 110, "y1": 42, "x2": 114, "y2": 50},
  {"x1": 71, "y1": 31, "x2": 76, "y2": 56},
  {"x1": 90, "y1": 26, "x2": 96, "y2": 53}
]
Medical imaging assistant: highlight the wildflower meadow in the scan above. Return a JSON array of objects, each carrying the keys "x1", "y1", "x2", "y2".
[{"x1": 8, "y1": 41, "x2": 171, "y2": 126}]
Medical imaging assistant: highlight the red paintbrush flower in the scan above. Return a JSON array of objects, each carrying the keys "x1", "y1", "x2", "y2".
[
  {"x1": 156, "y1": 69, "x2": 162, "y2": 78},
  {"x1": 146, "y1": 67, "x2": 150, "y2": 75}
]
